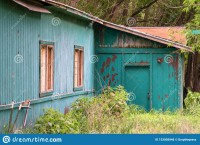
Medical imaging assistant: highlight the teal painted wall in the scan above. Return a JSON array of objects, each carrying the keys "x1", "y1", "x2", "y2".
[
  {"x1": 0, "y1": 0, "x2": 94, "y2": 131},
  {"x1": 0, "y1": 0, "x2": 184, "y2": 132},
  {"x1": 94, "y1": 25, "x2": 184, "y2": 111}
]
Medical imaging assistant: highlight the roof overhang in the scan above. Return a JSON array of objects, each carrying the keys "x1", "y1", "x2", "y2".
[
  {"x1": 101, "y1": 21, "x2": 193, "y2": 52},
  {"x1": 36, "y1": 0, "x2": 193, "y2": 52},
  {"x1": 13, "y1": 0, "x2": 51, "y2": 13}
]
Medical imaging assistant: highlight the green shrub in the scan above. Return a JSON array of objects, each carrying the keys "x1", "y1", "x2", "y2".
[
  {"x1": 33, "y1": 86, "x2": 200, "y2": 134},
  {"x1": 34, "y1": 86, "x2": 131, "y2": 133},
  {"x1": 184, "y1": 90, "x2": 200, "y2": 116},
  {"x1": 69, "y1": 86, "x2": 130, "y2": 133},
  {"x1": 34, "y1": 108, "x2": 80, "y2": 134}
]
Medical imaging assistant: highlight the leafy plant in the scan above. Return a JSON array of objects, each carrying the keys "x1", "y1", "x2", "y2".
[
  {"x1": 34, "y1": 108, "x2": 80, "y2": 134},
  {"x1": 184, "y1": 90, "x2": 200, "y2": 116},
  {"x1": 33, "y1": 86, "x2": 200, "y2": 134}
]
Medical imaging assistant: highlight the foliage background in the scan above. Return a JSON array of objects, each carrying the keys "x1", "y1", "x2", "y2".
[{"x1": 55, "y1": 0, "x2": 196, "y2": 27}]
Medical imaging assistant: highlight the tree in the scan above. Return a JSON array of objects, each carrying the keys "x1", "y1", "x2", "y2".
[
  {"x1": 55, "y1": 0, "x2": 194, "y2": 26},
  {"x1": 184, "y1": 0, "x2": 200, "y2": 93}
]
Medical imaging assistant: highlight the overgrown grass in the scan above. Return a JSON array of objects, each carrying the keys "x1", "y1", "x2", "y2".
[{"x1": 12, "y1": 86, "x2": 200, "y2": 134}]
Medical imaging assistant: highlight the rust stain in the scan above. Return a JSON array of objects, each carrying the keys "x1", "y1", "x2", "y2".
[
  {"x1": 101, "y1": 62, "x2": 105, "y2": 73},
  {"x1": 112, "y1": 54, "x2": 117, "y2": 62},
  {"x1": 112, "y1": 67, "x2": 115, "y2": 71},
  {"x1": 101, "y1": 57, "x2": 112, "y2": 74},
  {"x1": 157, "y1": 57, "x2": 163, "y2": 63},
  {"x1": 105, "y1": 57, "x2": 111, "y2": 67},
  {"x1": 106, "y1": 73, "x2": 110, "y2": 78},
  {"x1": 139, "y1": 61, "x2": 149, "y2": 65},
  {"x1": 108, "y1": 79, "x2": 111, "y2": 86},
  {"x1": 158, "y1": 96, "x2": 160, "y2": 100},
  {"x1": 165, "y1": 95, "x2": 169, "y2": 98},
  {"x1": 111, "y1": 73, "x2": 118, "y2": 82},
  {"x1": 169, "y1": 55, "x2": 178, "y2": 80}
]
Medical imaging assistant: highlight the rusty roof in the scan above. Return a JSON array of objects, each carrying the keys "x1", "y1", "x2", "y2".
[
  {"x1": 130, "y1": 27, "x2": 187, "y2": 45},
  {"x1": 38, "y1": 0, "x2": 192, "y2": 52}
]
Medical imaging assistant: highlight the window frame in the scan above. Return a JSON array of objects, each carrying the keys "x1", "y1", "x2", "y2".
[
  {"x1": 73, "y1": 45, "x2": 84, "y2": 91},
  {"x1": 39, "y1": 40, "x2": 55, "y2": 97}
]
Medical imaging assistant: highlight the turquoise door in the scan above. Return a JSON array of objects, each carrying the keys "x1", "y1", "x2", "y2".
[{"x1": 124, "y1": 66, "x2": 150, "y2": 110}]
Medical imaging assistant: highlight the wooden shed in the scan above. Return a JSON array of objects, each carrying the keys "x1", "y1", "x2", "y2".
[
  {"x1": 0, "y1": 0, "x2": 192, "y2": 131},
  {"x1": 94, "y1": 25, "x2": 191, "y2": 111}
]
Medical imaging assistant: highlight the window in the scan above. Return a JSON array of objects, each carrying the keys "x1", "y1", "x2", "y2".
[
  {"x1": 74, "y1": 46, "x2": 84, "y2": 90},
  {"x1": 40, "y1": 42, "x2": 54, "y2": 96}
]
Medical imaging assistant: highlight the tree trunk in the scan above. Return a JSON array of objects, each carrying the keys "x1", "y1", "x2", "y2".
[
  {"x1": 122, "y1": 0, "x2": 130, "y2": 24},
  {"x1": 185, "y1": 51, "x2": 200, "y2": 94}
]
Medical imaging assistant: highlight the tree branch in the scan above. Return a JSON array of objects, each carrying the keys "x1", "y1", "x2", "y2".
[
  {"x1": 130, "y1": 0, "x2": 159, "y2": 17},
  {"x1": 103, "y1": 0, "x2": 125, "y2": 19}
]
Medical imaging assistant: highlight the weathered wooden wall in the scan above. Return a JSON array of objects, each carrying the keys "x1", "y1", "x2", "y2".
[
  {"x1": 94, "y1": 25, "x2": 184, "y2": 111},
  {"x1": 0, "y1": 0, "x2": 94, "y2": 131}
]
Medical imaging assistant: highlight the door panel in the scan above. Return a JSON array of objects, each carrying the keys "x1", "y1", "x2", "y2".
[
  {"x1": 152, "y1": 54, "x2": 179, "y2": 111},
  {"x1": 125, "y1": 66, "x2": 150, "y2": 111}
]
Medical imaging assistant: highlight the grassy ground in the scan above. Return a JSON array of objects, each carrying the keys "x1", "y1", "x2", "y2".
[
  {"x1": 30, "y1": 107, "x2": 200, "y2": 134},
  {"x1": 5, "y1": 86, "x2": 200, "y2": 134},
  {"x1": 93, "y1": 111, "x2": 200, "y2": 134},
  {"x1": 31, "y1": 86, "x2": 200, "y2": 134}
]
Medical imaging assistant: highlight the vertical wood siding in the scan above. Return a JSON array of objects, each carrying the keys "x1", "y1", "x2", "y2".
[
  {"x1": 94, "y1": 26, "x2": 183, "y2": 111},
  {"x1": 0, "y1": 0, "x2": 94, "y2": 130}
]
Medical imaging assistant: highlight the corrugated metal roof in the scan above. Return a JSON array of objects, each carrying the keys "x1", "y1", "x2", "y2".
[
  {"x1": 100, "y1": 23, "x2": 192, "y2": 52},
  {"x1": 38, "y1": 0, "x2": 192, "y2": 52},
  {"x1": 130, "y1": 27, "x2": 187, "y2": 45}
]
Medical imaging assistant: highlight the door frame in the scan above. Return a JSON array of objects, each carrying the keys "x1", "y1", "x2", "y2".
[{"x1": 122, "y1": 61, "x2": 152, "y2": 110}]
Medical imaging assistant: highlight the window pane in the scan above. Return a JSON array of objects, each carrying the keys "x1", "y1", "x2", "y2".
[
  {"x1": 74, "y1": 48, "x2": 84, "y2": 88},
  {"x1": 40, "y1": 46, "x2": 46, "y2": 92},
  {"x1": 79, "y1": 51, "x2": 83, "y2": 86},
  {"x1": 47, "y1": 46, "x2": 53, "y2": 91},
  {"x1": 74, "y1": 50, "x2": 78, "y2": 87},
  {"x1": 40, "y1": 44, "x2": 54, "y2": 93}
]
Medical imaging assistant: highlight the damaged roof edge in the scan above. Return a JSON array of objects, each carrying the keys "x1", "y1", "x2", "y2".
[
  {"x1": 102, "y1": 21, "x2": 192, "y2": 52},
  {"x1": 40, "y1": 0, "x2": 192, "y2": 52},
  {"x1": 13, "y1": 0, "x2": 51, "y2": 13}
]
